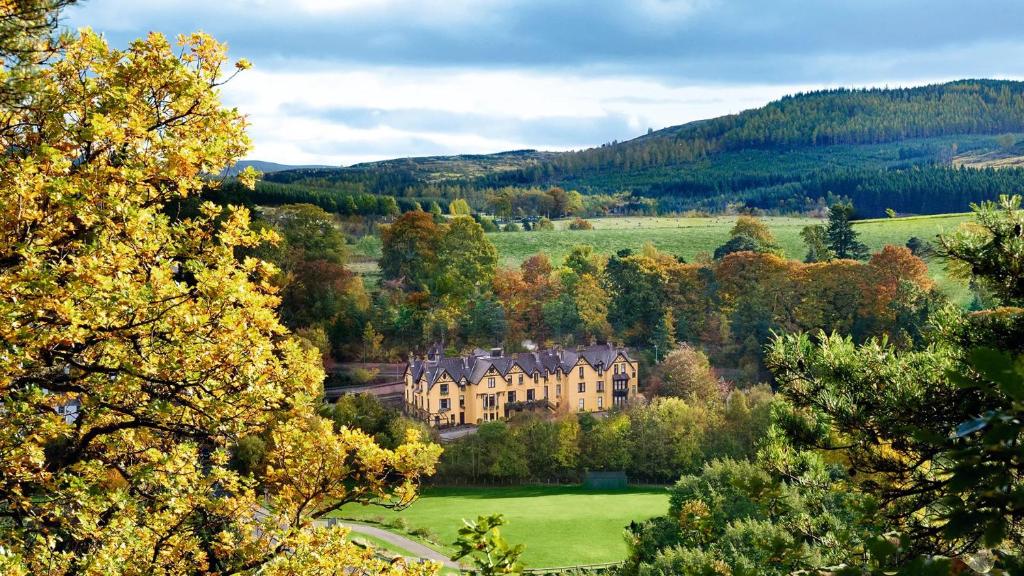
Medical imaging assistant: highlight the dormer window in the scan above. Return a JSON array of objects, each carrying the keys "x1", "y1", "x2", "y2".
[{"x1": 488, "y1": 377, "x2": 496, "y2": 388}]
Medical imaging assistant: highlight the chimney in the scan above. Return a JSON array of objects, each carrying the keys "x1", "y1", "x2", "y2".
[{"x1": 490, "y1": 347, "x2": 503, "y2": 358}]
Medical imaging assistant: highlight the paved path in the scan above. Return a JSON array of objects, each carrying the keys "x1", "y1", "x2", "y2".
[{"x1": 333, "y1": 520, "x2": 462, "y2": 570}]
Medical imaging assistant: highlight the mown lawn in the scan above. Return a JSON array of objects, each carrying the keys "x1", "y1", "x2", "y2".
[
  {"x1": 487, "y1": 213, "x2": 973, "y2": 304},
  {"x1": 333, "y1": 485, "x2": 670, "y2": 569}
]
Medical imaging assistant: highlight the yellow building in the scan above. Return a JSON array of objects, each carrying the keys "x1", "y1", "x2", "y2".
[{"x1": 404, "y1": 343, "x2": 639, "y2": 427}]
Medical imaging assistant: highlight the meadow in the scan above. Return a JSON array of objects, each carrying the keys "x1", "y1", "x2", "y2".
[
  {"x1": 486, "y1": 213, "x2": 974, "y2": 303},
  {"x1": 333, "y1": 485, "x2": 670, "y2": 568}
]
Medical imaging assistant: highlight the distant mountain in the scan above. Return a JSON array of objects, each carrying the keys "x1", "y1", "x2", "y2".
[
  {"x1": 222, "y1": 160, "x2": 332, "y2": 176},
  {"x1": 239, "y1": 80, "x2": 1024, "y2": 217}
]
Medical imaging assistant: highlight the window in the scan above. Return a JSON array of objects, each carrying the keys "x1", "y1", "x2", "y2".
[
  {"x1": 556, "y1": 370, "x2": 561, "y2": 381},
  {"x1": 578, "y1": 366, "x2": 584, "y2": 378},
  {"x1": 518, "y1": 374, "x2": 524, "y2": 385},
  {"x1": 597, "y1": 396, "x2": 603, "y2": 409},
  {"x1": 527, "y1": 389, "x2": 535, "y2": 401},
  {"x1": 597, "y1": 381, "x2": 604, "y2": 392},
  {"x1": 508, "y1": 391, "x2": 517, "y2": 403},
  {"x1": 440, "y1": 383, "x2": 449, "y2": 396},
  {"x1": 556, "y1": 384, "x2": 561, "y2": 396},
  {"x1": 578, "y1": 398, "x2": 585, "y2": 411},
  {"x1": 533, "y1": 373, "x2": 539, "y2": 383},
  {"x1": 440, "y1": 398, "x2": 450, "y2": 411},
  {"x1": 488, "y1": 377, "x2": 496, "y2": 388},
  {"x1": 543, "y1": 386, "x2": 548, "y2": 399},
  {"x1": 484, "y1": 394, "x2": 496, "y2": 409},
  {"x1": 598, "y1": 366, "x2": 603, "y2": 376},
  {"x1": 577, "y1": 382, "x2": 585, "y2": 393},
  {"x1": 613, "y1": 364, "x2": 619, "y2": 375},
  {"x1": 459, "y1": 395, "x2": 465, "y2": 408}
]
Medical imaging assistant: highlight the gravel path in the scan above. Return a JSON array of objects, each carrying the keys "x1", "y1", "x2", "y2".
[{"x1": 334, "y1": 520, "x2": 462, "y2": 570}]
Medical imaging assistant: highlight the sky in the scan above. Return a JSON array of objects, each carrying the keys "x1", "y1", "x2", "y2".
[{"x1": 67, "y1": 0, "x2": 1024, "y2": 166}]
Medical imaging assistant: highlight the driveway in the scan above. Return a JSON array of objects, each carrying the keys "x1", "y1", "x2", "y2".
[{"x1": 320, "y1": 519, "x2": 463, "y2": 570}]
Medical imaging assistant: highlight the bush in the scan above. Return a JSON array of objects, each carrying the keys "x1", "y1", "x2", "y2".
[
  {"x1": 387, "y1": 517, "x2": 410, "y2": 531},
  {"x1": 534, "y1": 217, "x2": 554, "y2": 231},
  {"x1": 569, "y1": 217, "x2": 594, "y2": 230},
  {"x1": 503, "y1": 222, "x2": 521, "y2": 232},
  {"x1": 474, "y1": 214, "x2": 500, "y2": 232}
]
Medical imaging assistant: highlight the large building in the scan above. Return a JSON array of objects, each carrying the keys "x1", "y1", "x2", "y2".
[{"x1": 404, "y1": 343, "x2": 639, "y2": 427}]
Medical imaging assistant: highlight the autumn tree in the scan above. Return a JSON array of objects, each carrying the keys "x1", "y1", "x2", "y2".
[
  {"x1": 0, "y1": 16, "x2": 440, "y2": 576},
  {"x1": 713, "y1": 215, "x2": 783, "y2": 260},
  {"x1": 863, "y1": 245, "x2": 932, "y2": 323},
  {"x1": 650, "y1": 345, "x2": 721, "y2": 404},
  {"x1": 448, "y1": 197, "x2": 472, "y2": 215}
]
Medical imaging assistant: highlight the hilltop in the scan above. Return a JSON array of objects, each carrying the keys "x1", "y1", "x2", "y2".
[{"x1": 233, "y1": 80, "x2": 1024, "y2": 217}]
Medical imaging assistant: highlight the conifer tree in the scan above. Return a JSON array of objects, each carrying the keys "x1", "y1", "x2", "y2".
[{"x1": 826, "y1": 202, "x2": 869, "y2": 260}]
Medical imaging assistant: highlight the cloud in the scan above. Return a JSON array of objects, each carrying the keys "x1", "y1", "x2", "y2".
[
  {"x1": 224, "y1": 67, "x2": 819, "y2": 164},
  {"x1": 63, "y1": 0, "x2": 1024, "y2": 164},
  {"x1": 68, "y1": 0, "x2": 1024, "y2": 81}
]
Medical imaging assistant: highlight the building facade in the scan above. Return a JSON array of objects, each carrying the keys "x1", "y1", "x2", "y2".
[{"x1": 404, "y1": 343, "x2": 639, "y2": 427}]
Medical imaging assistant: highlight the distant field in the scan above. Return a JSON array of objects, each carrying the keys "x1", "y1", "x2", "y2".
[
  {"x1": 333, "y1": 485, "x2": 670, "y2": 568},
  {"x1": 487, "y1": 213, "x2": 973, "y2": 304},
  {"x1": 348, "y1": 213, "x2": 974, "y2": 304}
]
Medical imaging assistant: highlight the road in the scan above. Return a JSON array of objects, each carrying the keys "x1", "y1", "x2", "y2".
[{"x1": 326, "y1": 520, "x2": 463, "y2": 570}]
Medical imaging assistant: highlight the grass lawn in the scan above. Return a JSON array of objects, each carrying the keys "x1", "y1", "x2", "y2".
[
  {"x1": 487, "y1": 213, "x2": 974, "y2": 304},
  {"x1": 333, "y1": 485, "x2": 670, "y2": 569}
]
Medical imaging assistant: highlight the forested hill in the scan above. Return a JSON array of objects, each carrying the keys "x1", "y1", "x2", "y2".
[
  {"x1": 238, "y1": 80, "x2": 1024, "y2": 217},
  {"x1": 514, "y1": 79, "x2": 1024, "y2": 178}
]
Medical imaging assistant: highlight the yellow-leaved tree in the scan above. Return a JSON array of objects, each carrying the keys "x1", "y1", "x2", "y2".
[{"x1": 0, "y1": 4, "x2": 441, "y2": 575}]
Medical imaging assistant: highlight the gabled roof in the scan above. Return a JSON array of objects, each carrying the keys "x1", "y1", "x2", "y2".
[{"x1": 408, "y1": 343, "x2": 635, "y2": 391}]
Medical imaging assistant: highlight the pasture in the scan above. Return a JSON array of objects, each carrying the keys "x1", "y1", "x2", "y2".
[
  {"x1": 333, "y1": 485, "x2": 670, "y2": 568},
  {"x1": 487, "y1": 213, "x2": 973, "y2": 303}
]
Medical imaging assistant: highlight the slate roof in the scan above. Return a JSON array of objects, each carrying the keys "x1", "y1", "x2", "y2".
[{"x1": 408, "y1": 343, "x2": 634, "y2": 390}]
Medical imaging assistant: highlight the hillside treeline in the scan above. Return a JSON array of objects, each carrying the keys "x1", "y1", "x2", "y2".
[{"x1": 529, "y1": 80, "x2": 1024, "y2": 177}]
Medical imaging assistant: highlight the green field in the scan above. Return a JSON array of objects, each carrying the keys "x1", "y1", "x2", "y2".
[
  {"x1": 333, "y1": 485, "x2": 670, "y2": 568},
  {"x1": 486, "y1": 213, "x2": 974, "y2": 304}
]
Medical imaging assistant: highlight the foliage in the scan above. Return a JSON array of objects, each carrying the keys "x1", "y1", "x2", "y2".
[
  {"x1": 570, "y1": 217, "x2": 595, "y2": 230},
  {"x1": 0, "y1": 18, "x2": 443, "y2": 575},
  {"x1": 827, "y1": 202, "x2": 870, "y2": 260},
  {"x1": 648, "y1": 345, "x2": 721, "y2": 404},
  {"x1": 450, "y1": 198, "x2": 472, "y2": 215},
  {"x1": 453, "y1": 514, "x2": 525, "y2": 576},
  {"x1": 626, "y1": 454, "x2": 868, "y2": 576},
  {"x1": 713, "y1": 214, "x2": 783, "y2": 259},
  {"x1": 438, "y1": 389, "x2": 773, "y2": 484},
  {"x1": 801, "y1": 223, "x2": 834, "y2": 262},
  {"x1": 535, "y1": 217, "x2": 555, "y2": 231},
  {"x1": 941, "y1": 195, "x2": 1024, "y2": 305},
  {"x1": 762, "y1": 196, "x2": 1024, "y2": 570}
]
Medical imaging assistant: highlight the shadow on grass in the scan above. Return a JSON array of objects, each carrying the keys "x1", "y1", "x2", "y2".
[{"x1": 418, "y1": 484, "x2": 670, "y2": 499}]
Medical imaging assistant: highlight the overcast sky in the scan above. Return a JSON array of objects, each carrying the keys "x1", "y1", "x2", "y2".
[{"x1": 67, "y1": 0, "x2": 1024, "y2": 166}]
